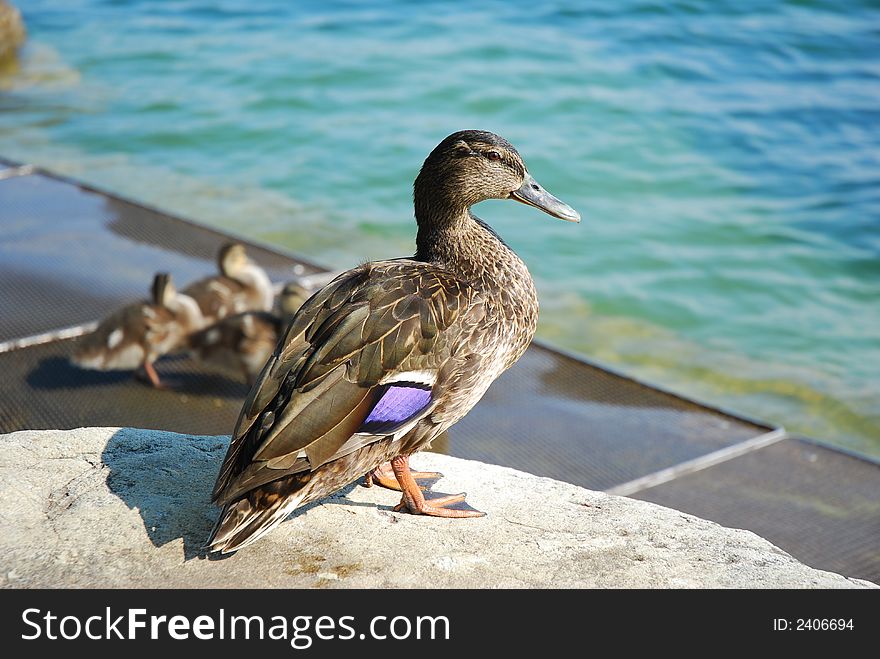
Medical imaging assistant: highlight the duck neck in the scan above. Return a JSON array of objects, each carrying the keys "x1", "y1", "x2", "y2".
[
  {"x1": 414, "y1": 201, "x2": 534, "y2": 301},
  {"x1": 417, "y1": 210, "x2": 477, "y2": 260},
  {"x1": 413, "y1": 166, "x2": 536, "y2": 294},
  {"x1": 413, "y1": 163, "x2": 484, "y2": 270},
  {"x1": 230, "y1": 264, "x2": 275, "y2": 311},
  {"x1": 413, "y1": 184, "x2": 539, "y2": 360}
]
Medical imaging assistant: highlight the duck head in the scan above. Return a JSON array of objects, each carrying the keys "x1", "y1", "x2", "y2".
[
  {"x1": 414, "y1": 130, "x2": 580, "y2": 224},
  {"x1": 217, "y1": 242, "x2": 251, "y2": 278},
  {"x1": 151, "y1": 272, "x2": 177, "y2": 308}
]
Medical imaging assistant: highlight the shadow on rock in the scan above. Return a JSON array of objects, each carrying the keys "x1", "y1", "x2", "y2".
[
  {"x1": 102, "y1": 428, "x2": 229, "y2": 560},
  {"x1": 102, "y1": 429, "x2": 448, "y2": 561}
]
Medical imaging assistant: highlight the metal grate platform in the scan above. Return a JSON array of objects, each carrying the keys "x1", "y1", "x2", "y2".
[
  {"x1": 1, "y1": 339, "x2": 249, "y2": 435},
  {"x1": 1, "y1": 161, "x2": 877, "y2": 585},
  {"x1": 448, "y1": 343, "x2": 770, "y2": 490}
]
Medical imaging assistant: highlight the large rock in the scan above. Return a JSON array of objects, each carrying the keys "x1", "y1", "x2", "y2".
[{"x1": 0, "y1": 427, "x2": 874, "y2": 588}]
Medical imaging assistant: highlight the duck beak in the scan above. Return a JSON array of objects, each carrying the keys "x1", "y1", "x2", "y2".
[{"x1": 510, "y1": 173, "x2": 580, "y2": 223}]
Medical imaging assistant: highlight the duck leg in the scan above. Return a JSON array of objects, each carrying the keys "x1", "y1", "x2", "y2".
[
  {"x1": 389, "y1": 454, "x2": 485, "y2": 518},
  {"x1": 364, "y1": 461, "x2": 443, "y2": 491},
  {"x1": 135, "y1": 360, "x2": 164, "y2": 388}
]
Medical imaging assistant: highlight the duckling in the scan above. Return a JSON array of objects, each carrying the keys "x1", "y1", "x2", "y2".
[
  {"x1": 71, "y1": 273, "x2": 204, "y2": 388},
  {"x1": 207, "y1": 130, "x2": 579, "y2": 553},
  {"x1": 187, "y1": 282, "x2": 311, "y2": 385},
  {"x1": 271, "y1": 281, "x2": 313, "y2": 326},
  {"x1": 182, "y1": 242, "x2": 274, "y2": 325}
]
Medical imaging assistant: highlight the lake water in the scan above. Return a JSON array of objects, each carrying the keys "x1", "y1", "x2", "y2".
[{"x1": 1, "y1": 0, "x2": 878, "y2": 457}]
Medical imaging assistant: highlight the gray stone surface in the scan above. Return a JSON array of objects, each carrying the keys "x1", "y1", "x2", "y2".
[{"x1": 0, "y1": 427, "x2": 874, "y2": 588}]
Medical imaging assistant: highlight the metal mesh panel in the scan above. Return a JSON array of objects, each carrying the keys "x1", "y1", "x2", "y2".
[
  {"x1": 0, "y1": 338, "x2": 249, "y2": 435},
  {"x1": 450, "y1": 343, "x2": 769, "y2": 490},
  {"x1": 633, "y1": 439, "x2": 880, "y2": 584}
]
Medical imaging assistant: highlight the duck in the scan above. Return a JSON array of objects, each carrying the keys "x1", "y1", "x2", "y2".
[
  {"x1": 187, "y1": 282, "x2": 312, "y2": 385},
  {"x1": 182, "y1": 242, "x2": 275, "y2": 325},
  {"x1": 206, "y1": 130, "x2": 579, "y2": 553},
  {"x1": 71, "y1": 272, "x2": 205, "y2": 388}
]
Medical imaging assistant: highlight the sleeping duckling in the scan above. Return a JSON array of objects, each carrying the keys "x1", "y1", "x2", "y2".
[
  {"x1": 187, "y1": 282, "x2": 311, "y2": 385},
  {"x1": 71, "y1": 273, "x2": 205, "y2": 387},
  {"x1": 182, "y1": 242, "x2": 274, "y2": 325}
]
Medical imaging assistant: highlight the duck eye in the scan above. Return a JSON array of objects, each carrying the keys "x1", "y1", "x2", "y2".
[{"x1": 485, "y1": 150, "x2": 502, "y2": 162}]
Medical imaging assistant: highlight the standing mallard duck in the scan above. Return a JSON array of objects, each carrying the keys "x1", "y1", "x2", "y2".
[
  {"x1": 187, "y1": 282, "x2": 311, "y2": 385},
  {"x1": 207, "y1": 130, "x2": 579, "y2": 553},
  {"x1": 71, "y1": 273, "x2": 204, "y2": 387},
  {"x1": 183, "y1": 242, "x2": 274, "y2": 325}
]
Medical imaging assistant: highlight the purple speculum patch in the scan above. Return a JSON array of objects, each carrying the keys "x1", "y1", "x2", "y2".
[{"x1": 362, "y1": 383, "x2": 432, "y2": 431}]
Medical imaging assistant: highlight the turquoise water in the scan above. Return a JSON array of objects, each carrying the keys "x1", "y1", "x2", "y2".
[{"x1": 1, "y1": 1, "x2": 878, "y2": 457}]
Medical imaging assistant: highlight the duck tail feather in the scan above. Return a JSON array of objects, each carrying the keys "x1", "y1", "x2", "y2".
[{"x1": 205, "y1": 486, "x2": 307, "y2": 555}]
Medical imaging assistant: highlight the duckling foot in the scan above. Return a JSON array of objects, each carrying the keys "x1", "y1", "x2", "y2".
[
  {"x1": 388, "y1": 455, "x2": 485, "y2": 518},
  {"x1": 364, "y1": 461, "x2": 443, "y2": 491},
  {"x1": 135, "y1": 361, "x2": 165, "y2": 389}
]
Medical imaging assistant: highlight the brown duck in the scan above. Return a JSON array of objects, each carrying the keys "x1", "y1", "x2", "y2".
[
  {"x1": 207, "y1": 130, "x2": 579, "y2": 553},
  {"x1": 71, "y1": 273, "x2": 204, "y2": 387}
]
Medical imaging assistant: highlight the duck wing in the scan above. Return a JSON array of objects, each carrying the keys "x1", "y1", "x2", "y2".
[{"x1": 211, "y1": 259, "x2": 485, "y2": 505}]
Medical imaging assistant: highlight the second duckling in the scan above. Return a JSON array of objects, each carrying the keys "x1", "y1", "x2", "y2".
[{"x1": 187, "y1": 282, "x2": 311, "y2": 385}]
